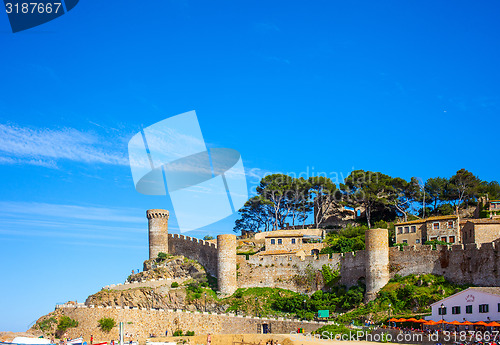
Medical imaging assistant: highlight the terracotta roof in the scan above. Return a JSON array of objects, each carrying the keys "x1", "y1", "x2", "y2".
[
  {"x1": 396, "y1": 219, "x2": 426, "y2": 226},
  {"x1": 265, "y1": 234, "x2": 303, "y2": 238},
  {"x1": 469, "y1": 287, "x2": 500, "y2": 296},
  {"x1": 396, "y1": 215, "x2": 458, "y2": 226},
  {"x1": 465, "y1": 219, "x2": 500, "y2": 224},
  {"x1": 257, "y1": 250, "x2": 297, "y2": 256}
]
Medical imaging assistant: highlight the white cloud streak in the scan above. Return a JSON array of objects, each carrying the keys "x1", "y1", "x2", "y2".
[{"x1": 0, "y1": 123, "x2": 128, "y2": 167}]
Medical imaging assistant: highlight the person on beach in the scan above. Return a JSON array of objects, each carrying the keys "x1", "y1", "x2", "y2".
[
  {"x1": 90, "y1": 335, "x2": 93, "y2": 345},
  {"x1": 207, "y1": 333, "x2": 211, "y2": 345}
]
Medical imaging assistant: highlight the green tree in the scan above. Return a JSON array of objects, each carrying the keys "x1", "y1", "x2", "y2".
[
  {"x1": 256, "y1": 174, "x2": 295, "y2": 230},
  {"x1": 448, "y1": 169, "x2": 481, "y2": 210},
  {"x1": 341, "y1": 170, "x2": 395, "y2": 228},
  {"x1": 233, "y1": 195, "x2": 274, "y2": 233},
  {"x1": 288, "y1": 177, "x2": 312, "y2": 227},
  {"x1": 425, "y1": 177, "x2": 448, "y2": 214},
  {"x1": 203, "y1": 235, "x2": 214, "y2": 240},
  {"x1": 309, "y1": 176, "x2": 337, "y2": 227},
  {"x1": 392, "y1": 177, "x2": 419, "y2": 222}
]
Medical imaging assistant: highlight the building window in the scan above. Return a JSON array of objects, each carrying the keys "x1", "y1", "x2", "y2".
[
  {"x1": 404, "y1": 226, "x2": 410, "y2": 233},
  {"x1": 430, "y1": 237, "x2": 437, "y2": 241},
  {"x1": 441, "y1": 236, "x2": 447, "y2": 242},
  {"x1": 448, "y1": 221, "x2": 454, "y2": 228},
  {"x1": 498, "y1": 303, "x2": 500, "y2": 312},
  {"x1": 397, "y1": 227, "x2": 403, "y2": 234},
  {"x1": 438, "y1": 307, "x2": 447, "y2": 315},
  {"x1": 449, "y1": 236, "x2": 455, "y2": 243},
  {"x1": 416, "y1": 239, "x2": 420, "y2": 244},
  {"x1": 403, "y1": 240, "x2": 407, "y2": 244},
  {"x1": 452, "y1": 306, "x2": 461, "y2": 314},
  {"x1": 411, "y1": 226, "x2": 416, "y2": 233},
  {"x1": 277, "y1": 239, "x2": 282, "y2": 245},
  {"x1": 464, "y1": 232, "x2": 467, "y2": 240},
  {"x1": 433, "y1": 222, "x2": 440, "y2": 230},
  {"x1": 466, "y1": 305, "x2": 472, "y2": 314},
  {"x1": 479, "y1": 304, "x2": 489, "y2": 313},
  {"x1": 271, "y1": 239, "x2": 275, "y2": 245},
  {"x1": 291, "y1": 238, "x2": 296, "y2": 244}
]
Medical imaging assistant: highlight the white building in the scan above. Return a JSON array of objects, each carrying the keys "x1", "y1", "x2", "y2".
[{"x1": 427, "y1": 287, "x2": 500, "y2": 322}]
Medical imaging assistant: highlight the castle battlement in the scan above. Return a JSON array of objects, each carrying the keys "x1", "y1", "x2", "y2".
[{"x1": 145, "y1": 210, "x2": 500, "y2": 298}]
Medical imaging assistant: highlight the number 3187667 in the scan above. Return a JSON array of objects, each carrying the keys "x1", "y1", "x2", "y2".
[{"x1": 5, "y1": 3, "x2": 62, "y2": 14}]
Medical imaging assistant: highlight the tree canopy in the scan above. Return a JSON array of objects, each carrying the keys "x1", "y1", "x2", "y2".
[{"x1": 233, "y1": 168, "x2": 498, "y2": 232}]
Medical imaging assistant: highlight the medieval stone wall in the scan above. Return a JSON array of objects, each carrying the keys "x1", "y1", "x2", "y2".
[
  {"x1": 168, "y1": 234, "x2": 218, "y2": 277},
  {"x1": 236, "y1": 250, "x2": 366, "y2": 294},
  {"x1": 389, "y1": 241, "x2": 500, "y2": 286},
  {"x1": 53, "y1": 305, "x2": 328, "y2": 342}
]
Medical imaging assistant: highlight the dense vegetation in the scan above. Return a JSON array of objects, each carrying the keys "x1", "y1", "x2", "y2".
[
  {"x1": 223, "y1": 283, "x2": 365, "y2": 320},
  {"x1": 336, "y1": 274, "x2": 470, "y2": 325},
  {"x1": 234, "y1": 169, "x2": 500, "y2": 231},
  {"x1": 222, "y1": 274, "x2": 469, "y2": 325},
  {"x1": 320, "y1": 225, "x2": 367, "y2": 254}
]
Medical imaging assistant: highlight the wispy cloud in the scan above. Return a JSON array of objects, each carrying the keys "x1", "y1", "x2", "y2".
[
  {"x1": 0, "y1": 123, "x2": 128, "y2": 167},
  {"x1": 0, "y1": 201, "x2": 147, "y2": 245},
  {"x1": 0, "y1": 201, "x2": 145, "y2": 224}
]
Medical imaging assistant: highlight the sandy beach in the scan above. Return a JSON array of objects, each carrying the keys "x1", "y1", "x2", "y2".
[{"x1": 150, "y1": 333, "x2": 393, "y2": 345}]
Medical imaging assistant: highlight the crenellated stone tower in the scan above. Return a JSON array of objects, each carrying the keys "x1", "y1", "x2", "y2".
[
  {"x1": 147, "y1": 209, "x2": 169, "y2": 260},
  {"x1": 217, "y1": 234, "x2": 237, "y2": 295},
  {"x1": 364, "y1": 228, "x2": 390, "y2": 302}
]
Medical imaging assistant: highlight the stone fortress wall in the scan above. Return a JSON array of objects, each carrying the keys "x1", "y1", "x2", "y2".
[
  {"x1": 389, "y1": 241, "x2": 500, "y2": 286},
  {"x1": 54, "y1": 304, "x2": 329, "y2": 342},
  {"x1": 147, "y1": 209, "x2": 500, "y2": 298},
  {"x1": 167, "y1": 233, "x2": 218, "y2": 277}
]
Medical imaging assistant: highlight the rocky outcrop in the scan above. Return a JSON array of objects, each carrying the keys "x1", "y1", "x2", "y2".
[
  {"x1": 137, "y1": 256, "x2": 206, "y2": 281},
  {"x1": 85, "y1": 288, "x2": 226, "y2": 313}
]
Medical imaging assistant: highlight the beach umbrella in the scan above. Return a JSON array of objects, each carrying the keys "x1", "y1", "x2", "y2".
[
  {"x1": 407, "y1": 318, "x2": 418, "y2": 322},
  {"x1": 474, "y1": 321, "x2": 489, "y2": 326},
  {"x1": 398, "y1": 318, "x2": 407, "y2": 322},
  {"x1": 424, "y1": 320, "x2": 437, "y2": 325},
  {"x1": 435, "y1": 320, "x2": 446, "y2": 324},
  {"x1": 487, "y1": 322, "x2": 500, "y2": 327},
  {"x1": 447, "y1": 321, "x2": 462, "y2": 325},
  {"x1": 461, "y1": 321, "x2": 474, "y2": 325},
  {"x1": 415, "y1": 319, "x2": 427, "y2": 323},
  {"x1": 389, "y1": 318, "x2": 398, "y2": 322}
]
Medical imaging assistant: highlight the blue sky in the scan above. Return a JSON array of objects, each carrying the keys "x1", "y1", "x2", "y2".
[{"x1": 1, "y1": 0, "x2": 499, "y2": 332}]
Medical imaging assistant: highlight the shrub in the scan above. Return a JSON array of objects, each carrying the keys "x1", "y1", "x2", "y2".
[
  {"x1": 173, "y1": 330, "x2": 183, "y2": 336},
  {"x1": 98, "y1": 318, "x2": 116, "y2": 332},
  {"x1": 38, "y1": 317, "x2": 57, "y2": 331},
  {"x1": 157, "y1": 252, "x2": 168, "y2": 261},
  {"x1": 393, "y1": 242, "x2": 408, "y2": 250},
  {"x1": 185, "y1": 331, "x2": 195, "y2": 336},
  {"x1": 57, "y1": 316, "x2": 78, "y2": 332},
  {"x1": 203, "y1": 235, "x2": 214, "y2": 240},
  {"x1": 171, "y1": 282, "x2": 179, "y2": 288}
]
